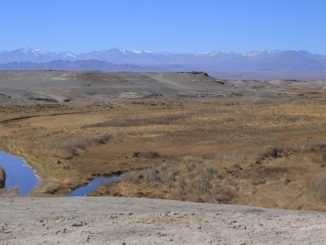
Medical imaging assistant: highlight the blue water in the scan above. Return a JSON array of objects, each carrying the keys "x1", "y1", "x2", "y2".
[
  {"x1": 0, "y1": 151, "x2": 123, "y2": 197},
  {"x1": 68, "y1": 175, "x2": 123, "y2": 197},
  {"x1": 0, "y1": 152, "x2": 39, "y2": 196}
]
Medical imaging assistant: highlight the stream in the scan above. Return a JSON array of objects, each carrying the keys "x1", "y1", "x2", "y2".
[
  {"x1": 0, "y1": 152, "x2": 39, "y2": 196},
  {"x1": 68, "y1": 175, "x2": 123, "y2": 197},
  {"x1": 0, "y1": 152, "x2": 123, "y2": 196}
]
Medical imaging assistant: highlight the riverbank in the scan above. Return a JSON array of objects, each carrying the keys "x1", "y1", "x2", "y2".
[
  {"x1": 1, "y1": 197, "x2": 326, "y2": 244},
  {"x1": 0, "y1": 166, "x2": 5, "y2": 188}
]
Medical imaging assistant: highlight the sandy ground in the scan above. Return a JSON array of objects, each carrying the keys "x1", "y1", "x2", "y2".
[{"x1": 0, "y1": 197, "x2": 326, "y2": 245}]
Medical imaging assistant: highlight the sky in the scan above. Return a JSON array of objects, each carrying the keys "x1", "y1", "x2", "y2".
[{"x1": 1, "y1": 0, "x2": 326, "y2": 54}]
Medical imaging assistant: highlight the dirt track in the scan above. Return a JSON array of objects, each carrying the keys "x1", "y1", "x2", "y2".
[{"x1": 1, "y1": 197, "x2": 326, "y2": 245}]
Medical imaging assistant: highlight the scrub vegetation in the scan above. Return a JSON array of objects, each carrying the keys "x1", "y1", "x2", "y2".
[{"x1": 1, "y1": 72, "x2": 326, "y2": 211}]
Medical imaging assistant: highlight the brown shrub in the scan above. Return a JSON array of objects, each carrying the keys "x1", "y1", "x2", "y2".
[
  {"x1": 132, "y1": 151, "x2": 160, "y2": 159},
  {"x1": 95, "y1": 134, "x2": 112, "y2": 145},
  {"x1": 126, "y1": 157, "x2": 235, "y2": 203},
  {"x1": 309, "y1": 176, "x2": 326, "y2": 201},
  {"x1": 55, "y1": 133, "x2": 112, "y2": 154},
  {"x1": 86, "y1": 114, "x2": 187, "y2": 128}
]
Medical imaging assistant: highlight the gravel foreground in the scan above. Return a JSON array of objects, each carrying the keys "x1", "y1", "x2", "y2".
[{"x1": 0, "y1": 197, "x2": 326, "y2": 244}]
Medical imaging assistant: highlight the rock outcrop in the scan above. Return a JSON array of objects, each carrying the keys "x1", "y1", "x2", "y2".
[{"x1": 0, "y1": 167, "x2": 5, "y2": 188}]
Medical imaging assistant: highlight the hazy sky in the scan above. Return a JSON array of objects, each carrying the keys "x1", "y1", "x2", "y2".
[{"x1": 1, "y1": 0, "x2": 326, "y2": 54}]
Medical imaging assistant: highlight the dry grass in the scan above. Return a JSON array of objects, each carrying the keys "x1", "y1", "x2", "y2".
[
  {"x1": 93, "y1": 141, "x2": 326, "y2": 210},
  {"x1": 309, "y1": 176, "x2": 326, "y2": 201},
  {"x1": 94, "y1": 153, "x2": 247, "y2": 203},
  {"x1": 103, "y1": 156, "x2": 236, "y2": 203},
  {"x1": 85, "y1": 114, "x2": 187, "y2": 128},
  {"x1": 55, "y1": 133, "x2": 112, "y2": 155},
  {"x1": 1, "y1": 88, "x2": 326, "y2": 210}
]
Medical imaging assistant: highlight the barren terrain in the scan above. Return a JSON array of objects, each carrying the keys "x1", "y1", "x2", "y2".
[{"x1": 1, "y1": 197, "x2": 326, "y2": 245}]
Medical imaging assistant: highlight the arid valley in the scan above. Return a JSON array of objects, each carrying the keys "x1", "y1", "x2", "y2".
[
  {"x1": 1, "y1": 71, "x2": 326, "y2": 244},
  {"x1": 3, "y1": 0, "x2": 326, "y2": 243},
  {"x1": 0, "y1": 71, "x2": 326, "y2": 208}
]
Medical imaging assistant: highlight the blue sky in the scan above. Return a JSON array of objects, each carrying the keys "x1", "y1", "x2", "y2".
[{"x1": 1, "y1": 0, "x2": 326, "y2": 54}]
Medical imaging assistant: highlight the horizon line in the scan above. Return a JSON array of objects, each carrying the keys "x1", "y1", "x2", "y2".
[{"x1": 0, "y1": 47, "x2": 323, "y2": 56}]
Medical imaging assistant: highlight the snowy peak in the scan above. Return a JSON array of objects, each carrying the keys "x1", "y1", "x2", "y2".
[
  {"x1": 14, "y1": 48, "x2": 46, "y2": 55},
  {"x1": 0, "y1": 48, "x2": 320, "y2": 62},
  {"x1": 0, "y1": 48, "x2": 326, "y2": 77},
  {"x1": 0, "y1": 48, "x2": 70, "y2": 63}
]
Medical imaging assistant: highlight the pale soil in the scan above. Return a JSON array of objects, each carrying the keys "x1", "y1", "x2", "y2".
[{"x1": 1, "y1": 197, "x2": 326, "y2": 245}]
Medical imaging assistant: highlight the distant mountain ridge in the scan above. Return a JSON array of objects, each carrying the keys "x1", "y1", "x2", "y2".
[
  {"x1": 1, "y1": 48, "x2": 326, "y2": 79},
  {"x1": 0, "y1": 59, "x2": 182, "y2": 72}
]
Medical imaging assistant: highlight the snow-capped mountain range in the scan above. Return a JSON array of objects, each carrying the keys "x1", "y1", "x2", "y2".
[{"x1": 1, "y1": 48, "x2": 326, "y2": 79}]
